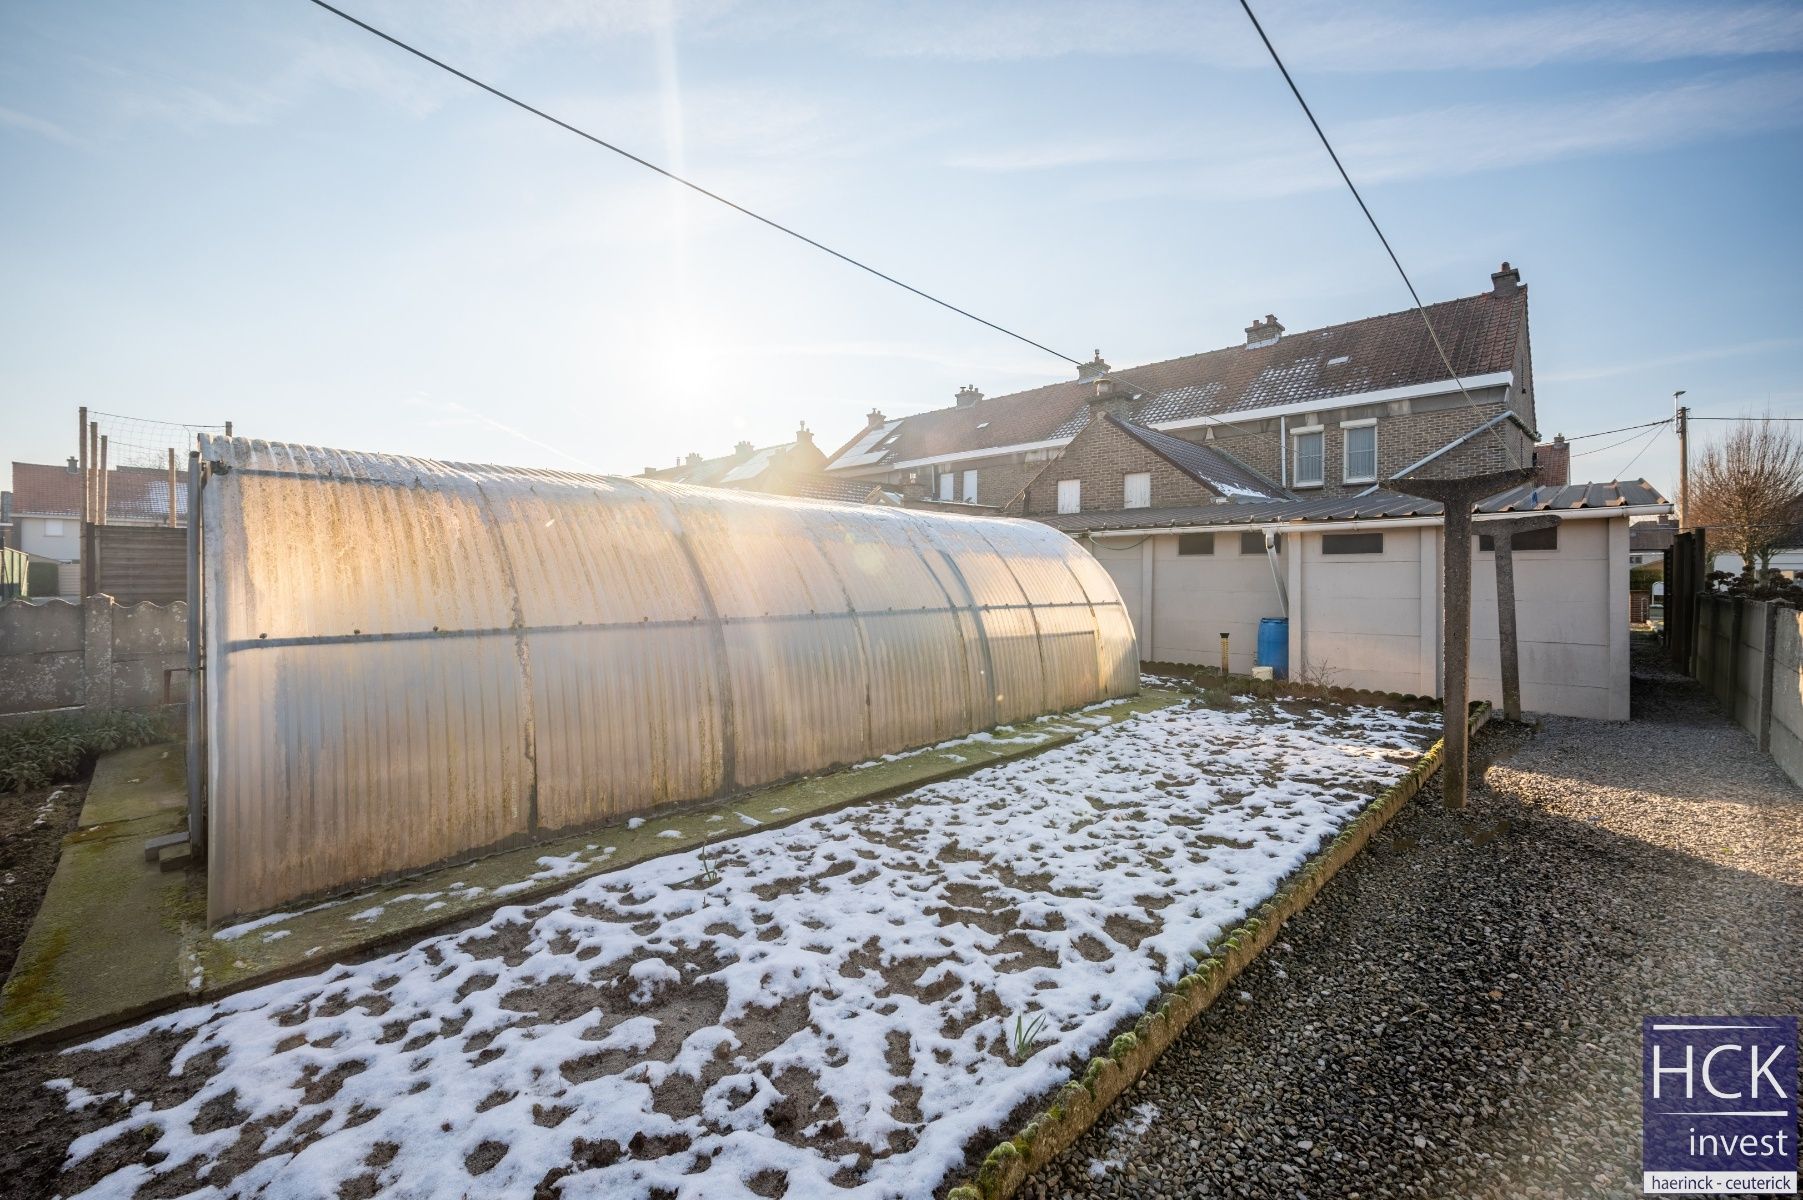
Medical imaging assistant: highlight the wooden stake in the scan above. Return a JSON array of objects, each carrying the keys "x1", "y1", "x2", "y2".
[
  {"x1": 98, "y1": 434, "x2": 109, "y2": 526},
  {"x1": 78, "y1": 406, "x2": 89, "y2": 524},
  {"x1": 167, "y1": 447, "x2": 179, "y2": 527}
]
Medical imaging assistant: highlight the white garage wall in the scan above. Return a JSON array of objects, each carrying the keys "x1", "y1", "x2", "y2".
[
  {"x1": 1083, "y1": 514, "x2": 1634, "y2": 720},
  {"x1": 1149, "y1": 534, "x2": 1285, "y2": 673},
  {"x1": 1293, "y1": 526, "x2": 1429, "y2": 696},
  {"x1": 1469, "y1": 517, "x2": 1628, "y2": 720}
]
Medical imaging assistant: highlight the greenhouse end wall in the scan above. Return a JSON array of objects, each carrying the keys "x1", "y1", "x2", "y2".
[{"x1": 199, "y1": 438, "x2": 1139, "y2": 921}]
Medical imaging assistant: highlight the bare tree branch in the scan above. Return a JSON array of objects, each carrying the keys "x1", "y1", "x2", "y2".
[{"x1": 1689, "y1": 413, "x2": 1803, "y2": 571}]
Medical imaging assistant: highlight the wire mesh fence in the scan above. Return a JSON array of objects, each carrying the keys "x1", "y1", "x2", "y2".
[{"x1": 83, "y1": 410, "x2": 228, "y2": 525}]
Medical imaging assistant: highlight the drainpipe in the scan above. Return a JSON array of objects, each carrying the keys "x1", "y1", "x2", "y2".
[
  {"x1": 1279, "y1": 415, "x2": 1287, "y2": 488},
  {"x1": 1264, "y1": 531, "x2": 1289, "y2": 615}
]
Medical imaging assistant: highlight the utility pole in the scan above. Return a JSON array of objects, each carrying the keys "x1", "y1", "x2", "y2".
[{"x1": 1674, "y1": 390, "x2": 1689, "y2": 529}]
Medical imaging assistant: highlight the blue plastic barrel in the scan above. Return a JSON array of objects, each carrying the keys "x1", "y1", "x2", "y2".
[{"x1": 1256, "y1": 617, "x2": 1290, "y2": 679}]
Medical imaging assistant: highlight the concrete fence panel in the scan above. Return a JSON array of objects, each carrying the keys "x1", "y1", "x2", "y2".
[{"x1": 0, "y1": 595, "x2": 186, "y2": 718}]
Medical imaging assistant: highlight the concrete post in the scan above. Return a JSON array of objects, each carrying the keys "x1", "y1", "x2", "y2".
[
  {"x1": 1482, "y1": 514, "x2": 1562, "y2": 722},
  {"x1": 82, "y1": 593, "x2": 114, "y2": 710},
  {"x1": 1760, "y1": 602, "x2": 1778, "y2": 752},
  {"x1": 1395, "y1": 469, "x2": 1535, "y2": 809}
]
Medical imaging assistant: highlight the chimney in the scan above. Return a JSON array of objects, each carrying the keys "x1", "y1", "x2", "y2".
[
  {"x1": 641, "y1": 466, "x2": 658, "y2": 477},
  {"x1": 1245, "y1": 315, "x2": 1284, "y2": 348},
  {"x1": 1077, "y1": 350, "x2": 1110, "y2": 382},
  {"x1": 733, "y1": 440, "x2": 754, "y2": 461},
  {"x1": 685, "y1": 452, "x2": 703, "y2": 467},
  {"x1": 1533, "y1": 433, "x2": 1569, "y2": 487},
  {"x1": 66, "y1": 456, "x2": 78, "y2": 472},
  {"x1": 866, "y1": 408, "x2": 887, "y2": 429},
  {"x1": 1491, "y1": 261, "x2": 1522, "y2": 297},
  {"x1": 955, "y1": 384, "x2": 983, "y2": 407},
  {"x1": 795, "y1": 422, "x2": 814, "y2": 448}
]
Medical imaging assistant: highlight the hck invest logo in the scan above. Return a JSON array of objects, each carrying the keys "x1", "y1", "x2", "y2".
[{"x1": 1643, "y1": 1016, "x2": 1798, "y2": 1194}]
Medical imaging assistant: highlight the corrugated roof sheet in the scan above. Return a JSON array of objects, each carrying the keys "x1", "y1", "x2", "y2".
[
  {"x1": 826, "y1": 288, "x2": 1524, "y2": 471},
  {"x1": 1108, "y1": 416, "x2": 1290, "y2": 501},
  {"x1": 1032, "y1": 479, "x2": 1668, "y2": 533}
]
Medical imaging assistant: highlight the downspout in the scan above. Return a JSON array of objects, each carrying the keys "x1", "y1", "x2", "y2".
[
  {"x1": 1264, "y1": 531, "x2": 1289, "y2": 616},
  {"x1": 1279, "y1": 415, "x2": 1287, "y2": 488}
]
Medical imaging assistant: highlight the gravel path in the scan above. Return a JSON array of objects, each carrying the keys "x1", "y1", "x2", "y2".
[{"x1": 1030, "y1": 635, "x2": 1803, "y2": 1199}]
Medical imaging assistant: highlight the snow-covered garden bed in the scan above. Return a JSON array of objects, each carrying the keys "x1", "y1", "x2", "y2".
[{"x1": 50, "y1": 696, "x2": 1437, "y2": 1199}]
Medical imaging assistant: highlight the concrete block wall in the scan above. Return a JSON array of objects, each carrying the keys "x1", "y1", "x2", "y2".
[
  {"x1": 0, "y1": 595, "x2": 187, "y2": 718},
  {"x1": 1693, "y1": 596, "x2": 1803, "y2": 789}
]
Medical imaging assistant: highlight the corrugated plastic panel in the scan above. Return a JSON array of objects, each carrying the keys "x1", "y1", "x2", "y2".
[{"x1": 200, "y1": 438, "x2": 1138, "y2": 921}]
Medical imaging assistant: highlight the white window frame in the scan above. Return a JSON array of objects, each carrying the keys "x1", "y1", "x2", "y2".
[
  {"x1": 961, "y1": 468, "x2": 979, "y2": 504},
  {"x1": 42, "y1": 518, "x2": 66, "y2": 537},
  {"x1": 1341, "y1": 419, "x2": 1377, "y2": 484},
  {"x1": 1056, "y1": 479, "x2": 1081, "y2": 514},
  {"x1": 938, "y1": 470, "x2": 954, "y2": 502},
  {"x1": 1123, "y1": 471, "x2": 1151, "y2": 509},
  {"x1": 1291, "y1": 426, "x2": 1325, "y2": 488}
]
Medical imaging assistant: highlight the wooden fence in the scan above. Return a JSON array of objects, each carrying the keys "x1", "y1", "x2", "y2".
[{"x1": 82, "y1": 524, "x2": 186, "y2": 604}]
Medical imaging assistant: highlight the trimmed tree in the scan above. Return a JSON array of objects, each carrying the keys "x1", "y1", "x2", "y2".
[{"x1": 1689, "y1": 415, "x2": 1803, "y2": 574}]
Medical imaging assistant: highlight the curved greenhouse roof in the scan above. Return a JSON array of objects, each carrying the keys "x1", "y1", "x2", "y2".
[{"x1": 198, "y1": 438, "x2": 1138, "y2": 920}]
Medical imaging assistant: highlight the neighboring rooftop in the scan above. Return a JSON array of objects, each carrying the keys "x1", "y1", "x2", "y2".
[
  {"x1": 1032, "y1": 479, "x2": 1668, "y2": 534},
  {"x1": 1108, "y1": 415, "x2": 1291, "y2": 502},
  {"x1": 11, "y1": 460, "x2": 188, "y2": 521},
  {"x1": 1629, "y1": 515, "x2": 1677, "y2": 554},
  {"x1": 827, "y1": 267, "x2": 1528, "y2": 473}
]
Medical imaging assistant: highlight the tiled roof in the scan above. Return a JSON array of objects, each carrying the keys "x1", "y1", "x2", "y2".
[
  {"x1": 1032, "y1": 479, "x2": 1668, "y2": 534},
  {"x1": 827, "y1": 287, "x2": 1526, "y2": 471},
  {"x1": 10, "y1": 461, "x2": 190, "y2": 519},
  {"x1": 1628, "y1": 517, "x2": 1677, "y2": 553},
  {"x1": 1108, "y1": 416, "x2": 1290, "y2": 502},
  {"x1": 10, "y1": 461, "x2": 82, "y2": 516},
  {"x1": 784, "y1": 475, "x2": 896, "y2": 505}
]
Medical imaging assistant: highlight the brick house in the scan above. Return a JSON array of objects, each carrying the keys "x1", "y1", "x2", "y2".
[
  {"x1": 824, "y1": 263, "x2": 1541, "y2": 507},
  {"x1": 640, "y1": 425, "x2": 897, "y2": 505}
]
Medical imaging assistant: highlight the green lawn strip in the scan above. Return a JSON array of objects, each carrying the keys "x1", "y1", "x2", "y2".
[{"x1": 946, "y1": 703, "x2": 1490, "y2": 1200}]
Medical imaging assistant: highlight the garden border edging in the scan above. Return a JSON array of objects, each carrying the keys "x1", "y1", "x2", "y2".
[{"x1": 945, "y1": 702, "x2": 1491, "y2": 1200}]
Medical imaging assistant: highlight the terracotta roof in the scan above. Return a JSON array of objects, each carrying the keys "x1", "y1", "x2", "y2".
[
  {"x1": 10, "y1": 461, "x2": 82, "y2": 516},
  {"x1": 827, "y1": 287, "x2": 1526, "y2": 471},
  {"x1": 1108, "y1": 416, "x2": 1290, "y2": 502},
  {"x1": 11, "y1": 461, "x2": 190, "y2": 521},
  {"x1": 1032, "y1": 479, "x2": 1668, "y2": 534}
]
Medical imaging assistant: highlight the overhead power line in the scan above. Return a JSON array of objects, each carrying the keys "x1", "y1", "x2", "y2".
[
  {"x1": 1560, "y1": 418, "x2": 1668, "y2": 442},
  {"x1": 1615, "y1": 422, "x2": 1666, "y2": 479},
  {"x1": 1235, "y1": 0, "x2": 1520, "y2": 471},
  {"x1": 1571, "y1": 419, "x2": 1673, "y2": 458},
  {"x1": 303, "y1": 0, "x2": 1083, "y2": 367}
]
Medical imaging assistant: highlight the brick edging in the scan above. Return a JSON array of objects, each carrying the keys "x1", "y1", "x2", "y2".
[{"x1": 944, "y1": 703, "x2": 1491, "y2": 1200}]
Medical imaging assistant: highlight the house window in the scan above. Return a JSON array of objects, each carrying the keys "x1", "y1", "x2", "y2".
[
  {"x1": 1321, "y1": 531, "x2": 1384, "y2": 555},
  {"x1": 1123, "y1": 472, "x2": 1151, "y2": 509},
  {"x1": 1240, "y1": 531, "x2": 1279, "y2": 555},
  {"x1": 1177, "y1": 532, "x2": 1215, "y2": 556},
  {"x1": 1056, "y1": 479, "x2": 1081, "y2": 514},
  {"x1": 961, "y1": 469, "x2": 979, "y2": 504},
  {"x1": 1292, "y1": 428, "x2": 1325, "y2": 487},
  {"x1": 43, "y1": 519, "x2": 65, "y2": 537},
  {"x1": 1343, "y1": 422, "x2": 1377, "y2": 483},
  {"x1": 1479, "y1": 526, "x2": 1558, "y2": 552},
  {"x1": 938, "y1": 471, "x2": 954, "y2": 502}
]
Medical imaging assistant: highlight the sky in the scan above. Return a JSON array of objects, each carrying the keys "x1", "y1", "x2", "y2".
[{"x1": 3, "y1": 0, "x2": 1801, "y2": 503}]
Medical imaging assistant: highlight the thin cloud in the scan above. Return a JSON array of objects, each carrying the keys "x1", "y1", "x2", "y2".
[
  {"x1": 780, "y1": 0, "x2": 1803, "y2": 70},
  {"x1": 1543, "y1": 338, "x2": 1803, "y2": 384},
  {"x1": 0, "y1": 104, "x2": 79, "y2": 146},
  {"x1": 960, "y1": 71, "x2": 1803, "y2": 199}
]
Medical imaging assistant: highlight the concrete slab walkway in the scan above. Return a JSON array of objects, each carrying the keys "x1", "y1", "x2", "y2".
[{"x1": 0, "y1": 692, "x2": 1183, "y2": 1048}]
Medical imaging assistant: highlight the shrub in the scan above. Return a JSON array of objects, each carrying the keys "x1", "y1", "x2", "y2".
[
  {"x1": 1707, "y1": 569, "x2": 1803, "y2": 609},
  {"x1": 0, "y1": 709, "x2": 170, "y2": 793}
]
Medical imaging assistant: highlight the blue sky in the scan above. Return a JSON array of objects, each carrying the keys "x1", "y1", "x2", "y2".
[{"x1": 4, "y1": 0, "x2": 1801, "y2": 502}]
